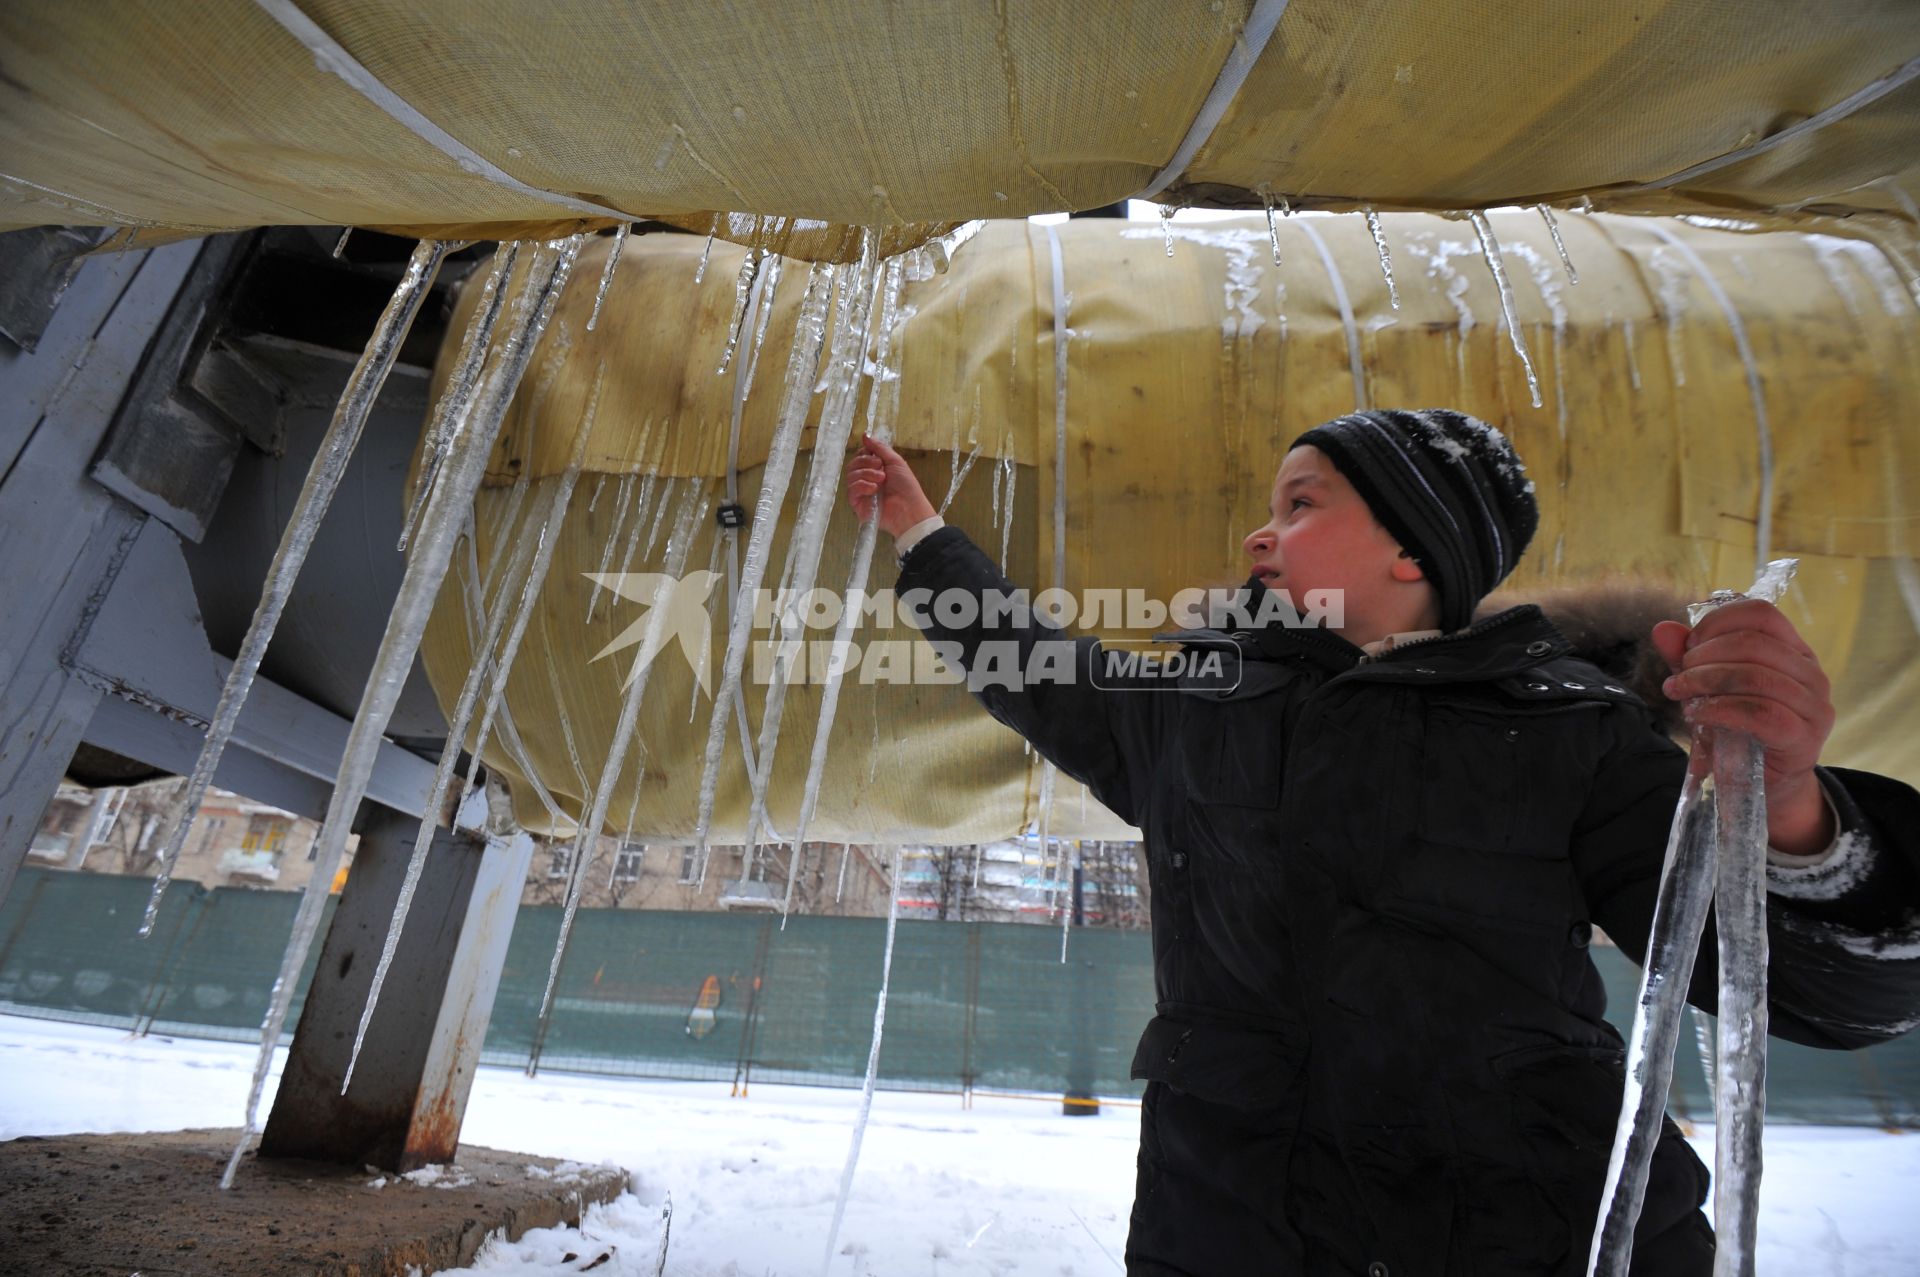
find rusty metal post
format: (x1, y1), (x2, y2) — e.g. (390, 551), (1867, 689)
(259, 797), (532, 1172)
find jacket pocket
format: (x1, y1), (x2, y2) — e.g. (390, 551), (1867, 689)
(1129, 1014), (1308, 1110)
(1418, 695), (1606, 855)
(1174, 663), (1295, 811)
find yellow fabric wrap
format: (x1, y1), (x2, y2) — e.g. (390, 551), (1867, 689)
(417, 212), (1920, 843)
(4, 1), (1917, 252)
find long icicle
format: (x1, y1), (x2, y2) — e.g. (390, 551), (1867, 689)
(341, 363), (605, 1091)
(1709, 559), (1796, 1277)
(820, 844), (902, 1276)
(1585, 769), (1718, 1277)
(1538, 204), (1580, 284)
(139, 238), (450, 937)
(1363, 206), (1401, 309)
(740, 232), (882, 861)
(401, 244), (523, 553)
(220, 234), (582, 1190)
(1466, 210), (1543, 408)
(780, 255), (907, 925)
(586, 224), (630, 332)
(528, 479), (714, 1069)
(689, 263), (837, 886)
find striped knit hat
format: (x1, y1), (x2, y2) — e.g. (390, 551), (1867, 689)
(1291, 409), (1538, 631)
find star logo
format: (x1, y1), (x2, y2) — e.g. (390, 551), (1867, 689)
(585, 570), (722, 695)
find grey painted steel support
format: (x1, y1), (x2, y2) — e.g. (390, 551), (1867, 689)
(0, 239), (204, 905)
(260, 801), (535, 1172)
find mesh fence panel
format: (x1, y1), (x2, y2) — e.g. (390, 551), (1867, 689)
(1, 868), (1915, 1124)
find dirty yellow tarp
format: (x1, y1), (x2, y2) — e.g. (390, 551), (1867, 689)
(3, 1), (1918, 253)
(417, 212), (1920, 843)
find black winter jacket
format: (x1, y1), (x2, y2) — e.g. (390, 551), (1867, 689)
(896, 526), (1920, 1277)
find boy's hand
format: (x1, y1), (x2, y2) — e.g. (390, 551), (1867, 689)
(845, 434), (938, 540)
(1651, 599), (1836, 854)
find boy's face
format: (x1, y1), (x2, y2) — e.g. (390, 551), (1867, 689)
(1241, 446), (1421, 621)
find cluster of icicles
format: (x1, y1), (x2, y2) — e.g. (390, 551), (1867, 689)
(123, 207), (1778, 1276)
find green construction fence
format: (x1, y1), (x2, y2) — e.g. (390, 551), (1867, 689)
(0, 866), (1915, 1125)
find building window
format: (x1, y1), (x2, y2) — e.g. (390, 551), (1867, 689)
(240, 814), (289, 855)
(547, 845), (574, 880)
(612, 844), (645, 884)
(678, 847), (699, 884)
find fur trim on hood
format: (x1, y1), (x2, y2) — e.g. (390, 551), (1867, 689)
(1478, 579), (1692, 738)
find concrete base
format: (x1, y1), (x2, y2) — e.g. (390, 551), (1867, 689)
(1, 1128), (629, 1276)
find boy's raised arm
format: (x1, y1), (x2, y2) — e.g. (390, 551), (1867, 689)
(844, 435), (1162, 828)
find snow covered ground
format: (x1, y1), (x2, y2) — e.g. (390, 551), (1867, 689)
(2, 1013), (1915, 1275)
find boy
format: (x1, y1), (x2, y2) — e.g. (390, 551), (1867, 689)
(845, 408), (1920, 1276)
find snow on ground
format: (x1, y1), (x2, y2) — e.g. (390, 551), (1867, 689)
(2, 1014), (1916, 1275)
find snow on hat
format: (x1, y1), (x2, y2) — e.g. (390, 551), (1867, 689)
(1290, 408), (1538, 631)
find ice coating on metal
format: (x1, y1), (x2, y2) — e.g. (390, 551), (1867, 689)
(1363, 207), (1400, 309)
(219, 234), (583, 1191)
(1159, 204), (1175, 257)
(689, 262), (836, 886)
(586, 223), (629, 332)
(1467, 211), (1543, 409)
(1586, 770), (1717, 1276)
(743, 231), (881, 860)
(141, 239), (450, 938)
(1686, 558), (1798, 625)
(343, 366), (605, 1093)
(402, 244), (522, 554)
(820, 845), (902, 1275)
(1260, 189), (1283, 266)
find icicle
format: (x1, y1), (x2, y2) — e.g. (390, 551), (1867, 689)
(220, 235), (583, 1191)
(402, 244), (523, 553)
(1159, 204), (1175, 256)
(653, 1192), (673, 1275)
(584, 473), (637, 623)
(1260, 189), (1284, 266)
(342, 364), (605, 1093)
(997, 455), (1017, 571)
(779, 254), (906, 927)
(939, 392), (983, 516)
(1537, 204), (1579, 284)
(743, 253), (785, 389)
(333, 227), (353, 258)
(689, 263), (837, 885)
(1588, 560), (1796, 1276)
(1707, 559), (1798, 1277)
(835, 842), (850, 903)
(1060, 840), (1077, 962)
(820, 845), (901, 1275)
(694, 213), (719, 284)
(1363, 206), (1400, 309)
(1466, 211), (1543, 409)
(529, 480), (713, 1064)
(716, 248), (766, 374)
(140, 238), (451, 937)
(741, 233), (883, 862)
(586, 224), (630, 332)
(1585, 769), (1717, 1277)
(1036, 761), (1058, 912)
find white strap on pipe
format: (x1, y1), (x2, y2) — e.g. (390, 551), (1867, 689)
(1296, 217), (1368, 411)
(1136, 0), (1294, 201)
(1043, 224), (1070, 592)
(254, 0), (634, 222)
(1633, 53), (1920, 193)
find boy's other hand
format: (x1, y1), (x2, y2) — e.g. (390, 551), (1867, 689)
(845, 434), (938, 540)
(1652, 599), (1837, 853)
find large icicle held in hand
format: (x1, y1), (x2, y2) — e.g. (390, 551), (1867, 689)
(688, 262), (837, 886)
(820, 845), (902, 1276)
(1586, 557), (1798, 1277)
(527, 479), (713, 1072)
(1706, 557), (1797, 1277)
(780, 255), (908, 924)
(1467, 211), (1544, 408)
(341, 365), (606, 1093)
(1585, 769), (1718, 1277)
(140, 239), (451, 938)
(220, 235), (584, 1190)
(740, 231), (883, 861)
